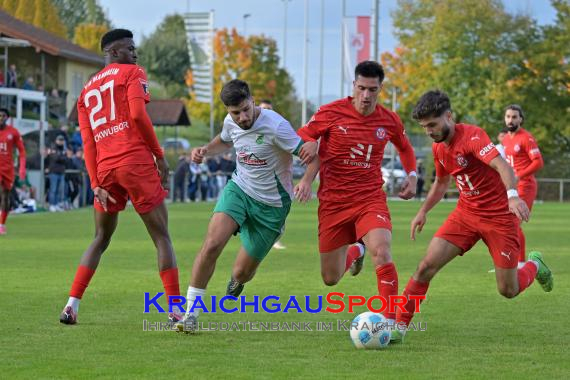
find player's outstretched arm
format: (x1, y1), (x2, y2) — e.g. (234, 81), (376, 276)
(294, 156), (320, 203)
(489, 156), (530, 222)
(411, 175), (451, 240)
(191, 135), (232, 164)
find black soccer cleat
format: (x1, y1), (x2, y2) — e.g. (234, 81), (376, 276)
(226, 277), (244, 297)
(59, 306), (77, 325)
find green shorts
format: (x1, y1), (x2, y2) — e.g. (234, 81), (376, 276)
(214, 180), (291, 261)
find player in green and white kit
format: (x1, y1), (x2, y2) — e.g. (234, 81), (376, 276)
(177, 80), (316, 332)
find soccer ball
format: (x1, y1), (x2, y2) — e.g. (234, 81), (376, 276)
(350, 312), (391, 349)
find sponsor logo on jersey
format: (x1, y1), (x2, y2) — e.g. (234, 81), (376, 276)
(376, 127), (386, 140)
(238, 151), (267, 166)
(337, 126), (349, 134)
(479, 142), (495, 157)
(456, 154), (468, 168)
(139, 78), (149, 95)
(530, 148), (541, 155)
(514, 144), (520, 152)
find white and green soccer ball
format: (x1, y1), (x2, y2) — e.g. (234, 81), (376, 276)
(350, 312), (391, 349)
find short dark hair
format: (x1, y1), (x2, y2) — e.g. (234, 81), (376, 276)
(412, 90), (451, 120)
(0, 108), (9, 117)
(259, 99), (272, 105)
(220, 79), (251, 107)
(101, 29), (134, 51)
(504, 104), (524, 123)
(354, 61), (385, 83)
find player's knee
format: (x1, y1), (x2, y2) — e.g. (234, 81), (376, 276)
(321, 272), (341, 286)
(415, 260), (436, 282)
(201, 238), (225, 258)
(369, 245), (391, 264)
(93, 232), (112, 252)
(498, 284), (519, 299)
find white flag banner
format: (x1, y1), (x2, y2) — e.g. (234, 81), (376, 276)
(184, 12), (214, 103)
(342, 16), (371, 87)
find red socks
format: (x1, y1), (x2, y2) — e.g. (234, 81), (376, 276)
(396, 277), (429, 327)
(518, 227), (526, 263)
(159, 267), (181, 305)
(344, 245), (362, 272)
(0, 210), (7, 225)
(517, 261), (537, 294)
(69, 265), (96, 299)
(375, 262), (398, 320)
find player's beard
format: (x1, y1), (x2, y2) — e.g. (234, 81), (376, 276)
(506, 123), (519, 132)
(432, 124), (450, 143)
(238, 107), (257, 130)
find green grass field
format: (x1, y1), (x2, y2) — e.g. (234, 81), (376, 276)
(1, 200), (568, 379)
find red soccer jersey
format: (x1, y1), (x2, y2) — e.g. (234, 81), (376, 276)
(433, 124), (509, 216)
(297, 97), (416, 202)
(502, 128), (542, 183)
(77, 63), (155, 174)
(0, 125), (25, 174)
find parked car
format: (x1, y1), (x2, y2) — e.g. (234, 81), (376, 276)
(162, 138), (191, 151)
(292, 159), (306, 179)
(382, 159), (407, 193)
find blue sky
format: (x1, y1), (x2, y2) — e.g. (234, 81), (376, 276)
(99, 0), (557, 104)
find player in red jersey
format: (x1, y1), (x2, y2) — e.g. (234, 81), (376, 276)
(0, 108), (26, 235)
(59, 29), (181, 325)
(502, 105), (543, 265)
(393, 91), (553, 342)
(296, 61), (418, 325)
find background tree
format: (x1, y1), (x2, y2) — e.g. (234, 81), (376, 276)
(0, 0), (19, 15)
(3, 0), (67, 39)
(14, 0), (34, 24)
(73, 23), (109, 52)
(51, 0), (111, 40)
(187, 28), (302, 134)
(383, 0), (569, 176)
(137, 14), (191, 98)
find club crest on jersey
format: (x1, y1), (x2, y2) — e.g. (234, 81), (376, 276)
(456, 154), (468, 168)
(255, 134), (265, 144)
(514, 144), (520, 152)
(7, 134), (13, 140)
(376, 127), (386, 140)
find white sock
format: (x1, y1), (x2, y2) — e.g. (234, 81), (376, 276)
(355, 243), (365, 257)
(185, 286), (206, 319)
(66, 297), (80, 313)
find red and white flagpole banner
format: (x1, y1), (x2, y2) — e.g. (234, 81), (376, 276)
(342, 16), (371, 91)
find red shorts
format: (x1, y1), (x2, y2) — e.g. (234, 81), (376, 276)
(0, 169), (14, 190)
(94, 164), (167, 214)
(518, 180), (537, 211)
(318, 193), (391, 252)
(435, 208), (520, 269)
